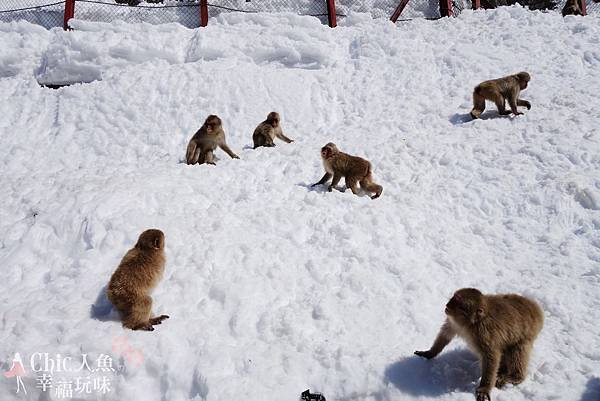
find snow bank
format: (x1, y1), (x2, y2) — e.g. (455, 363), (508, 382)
(1, 7), (599, 401)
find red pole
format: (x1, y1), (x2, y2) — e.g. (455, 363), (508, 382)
(580, 0), (587, 15)
(64, 0), (75, 30)
(326, 0), (337, 28)
(472, 0), (481, 9)
(439, 0), (453, 17)
(390, 0), (410, 22)
(200, 0), (208, 27)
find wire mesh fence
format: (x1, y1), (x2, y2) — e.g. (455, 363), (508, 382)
(207, 0), (330, 18)
(0, 0), (597, 30)
(585, 0), (600, 13)
(0, 0), (65, 28)
(72, 0), (201, 28)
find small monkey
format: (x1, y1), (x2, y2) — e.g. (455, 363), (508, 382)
(470, 72), (531, 119)
(186, 115), (239, 165)
(312, 142), (383, 199)
(107, 229), (169, 331)
(415, 288), (544, 401)
(252, 112), (294, 149)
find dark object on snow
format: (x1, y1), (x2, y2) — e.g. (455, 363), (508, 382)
(115, 0), (142, 6)
(479, 0), (558, 11)
(301, 389), (326, 401)
(562, 0), (583, 15)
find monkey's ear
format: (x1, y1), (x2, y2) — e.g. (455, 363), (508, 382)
(476, 307), (485, 318)
(153, 238), (161, 249)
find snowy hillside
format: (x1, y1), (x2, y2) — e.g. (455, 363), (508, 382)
(1, 7), (600, 401)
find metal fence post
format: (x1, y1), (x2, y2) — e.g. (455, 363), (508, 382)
(472, 0), (481, 9)
(390, 0), (410, 22)
(64, 0), (75, 30)
(580, 0), (587, 15)
(326, 0), (337, 27)
(440, 0), (453, 16)
(200, 0), (208, 27)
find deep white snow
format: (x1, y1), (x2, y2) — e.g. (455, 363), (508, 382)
(1, 6), (599, 401)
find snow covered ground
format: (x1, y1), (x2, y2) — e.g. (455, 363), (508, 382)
(1, 6), (600, 401)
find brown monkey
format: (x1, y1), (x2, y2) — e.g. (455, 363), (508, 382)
(186, 115), (240, 165)
(312, 142), (383, 199)
(107, 229), (169, 331)
(562, 0), (583, 16)
(415, 288), (544, 401)
(470, 72), (531, 119)
(252, 112), (294, 149)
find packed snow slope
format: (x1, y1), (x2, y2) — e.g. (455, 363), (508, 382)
(1, 7), (600, 401)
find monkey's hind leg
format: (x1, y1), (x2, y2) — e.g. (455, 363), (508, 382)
(123, 296), (154, 331)
(253, 135), (264, 149)
(186, 142), (200, 165)
(496, 342), (531, 388)
(360, 175), (383, 199)
(202, 150), (216, 165)
(470, 90), (486, 119)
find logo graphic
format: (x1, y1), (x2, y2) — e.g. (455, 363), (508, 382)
(4, 338), (144, 398)
(4, 353), (27, 394)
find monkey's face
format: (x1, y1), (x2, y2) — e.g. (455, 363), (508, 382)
(445, 288), (483, 324)
(204, 116), (222, 135)
(517, 72), (530, 90)
(267, 112), (280, 128)
(321, 143), (337, 159)
(519, 80), (528, 90)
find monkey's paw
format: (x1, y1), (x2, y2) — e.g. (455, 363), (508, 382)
(327, 186), (333, 192)
(133, 323), (155, 331)
(414, 350), (435, 359)
(476, 388), (491, 401)
(150, 315), (170, 325)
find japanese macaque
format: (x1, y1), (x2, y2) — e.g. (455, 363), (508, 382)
(252, 112), (294, 149)
(562, 0), (583, 16)
(470, 72), (531, 119)
(107, 229), (169, 331)
(415, 288), (544, 401)
(312, 142), (383, 199)
(186, 115), (240, 165)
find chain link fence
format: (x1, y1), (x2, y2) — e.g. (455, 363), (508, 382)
(335, 0), (439, 19)
(390, 0), (598, 19)
(0, 0), (597, 29)
(0, 0), (65, 28)
(207, 0), (330, 18)
(72, 0), (200, 28)
(585, 0), (600, 13)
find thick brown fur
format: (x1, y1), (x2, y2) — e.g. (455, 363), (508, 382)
(415, 288), (544, 401)
(562, 0), (583, 16)
(311, 142), (383, 199)
(252, 112), (294, 149)
(107, 229), (169, 331)
(470, 72), (531, 119)
(186, 115), (240, 165)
